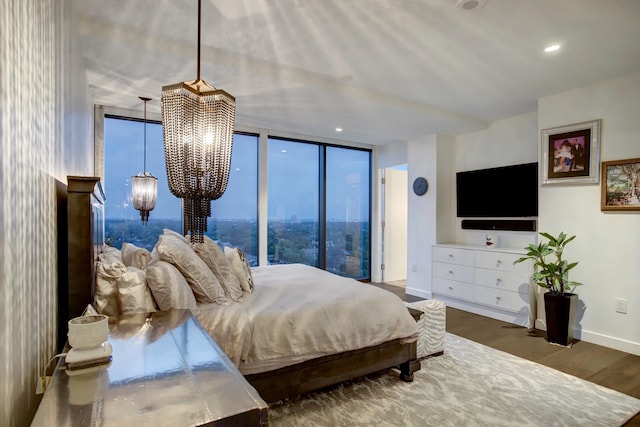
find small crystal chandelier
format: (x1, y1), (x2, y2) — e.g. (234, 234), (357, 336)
(161, 0), (235, 243)
(131, 96), (158, 224)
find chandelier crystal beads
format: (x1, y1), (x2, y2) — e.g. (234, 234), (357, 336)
(161, 0), (235, 243)
(131, 96), (158, 224)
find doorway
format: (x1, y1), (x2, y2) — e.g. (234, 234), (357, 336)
(380, 164), (408, 285)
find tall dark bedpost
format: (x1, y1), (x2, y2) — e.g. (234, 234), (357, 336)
(60, 176), (104, 348)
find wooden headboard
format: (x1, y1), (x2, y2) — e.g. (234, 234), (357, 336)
(57, 176), (105, 350)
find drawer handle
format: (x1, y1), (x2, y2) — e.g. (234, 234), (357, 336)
(448, 286), (454, 291)
(448, 270), (454, 275)
(496, 278), (502, 285)
(496, 296), (501, 302)
(448, 254), (454, 258)
(496, 260), (502, 267)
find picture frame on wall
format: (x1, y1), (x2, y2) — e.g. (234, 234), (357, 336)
(541, 119), (601, 185)
(601, 158), (640, 211)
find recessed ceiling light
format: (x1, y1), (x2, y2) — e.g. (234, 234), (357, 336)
(335, 127), (343, 132)
(281, 149), (287, 153)
(544, 44), (561, 53)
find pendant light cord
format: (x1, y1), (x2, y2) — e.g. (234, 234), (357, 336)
(143, 99), (147, 172)
(197, 0), (201, 81)
(139, 96), (151, 173)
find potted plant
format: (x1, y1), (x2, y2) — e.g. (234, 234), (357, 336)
(514, 231), (583, 346)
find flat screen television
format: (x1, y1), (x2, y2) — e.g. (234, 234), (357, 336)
(456, 162), (538, 218)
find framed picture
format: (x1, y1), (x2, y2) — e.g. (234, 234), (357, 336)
(601, 158), (640, 211)
(541, 119), (601, 185)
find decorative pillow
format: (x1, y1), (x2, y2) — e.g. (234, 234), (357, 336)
(95, 250), (127, 316)
(117, 266), (157, 315)
(155, 233), (227, 304)
(146, 260), (199, 314)
(224, 246), (254, 293)
(102, 244), (121, 256)
(163, 228), (187, 242)
(121, 242), (152, 269)
(191, 236), (244, 301)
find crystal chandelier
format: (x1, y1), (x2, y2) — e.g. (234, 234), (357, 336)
(131, 96), (158, 224)
(161, 0), (235, 243)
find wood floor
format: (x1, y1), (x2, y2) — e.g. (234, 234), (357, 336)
(371, 282), (640, 426)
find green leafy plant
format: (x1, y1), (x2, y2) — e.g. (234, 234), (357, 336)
(514, 231), (583, 296)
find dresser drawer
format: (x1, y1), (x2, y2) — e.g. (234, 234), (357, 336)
(474, 250), (528, 273)
(475, 268), (530, 294)
(432, 278), (473, 301)
(432, 246), (474, 266)
(433, 262), (475, 283)
(473, 287), (528, 313)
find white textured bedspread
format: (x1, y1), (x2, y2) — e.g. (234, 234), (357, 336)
(196, 264), (418, 374)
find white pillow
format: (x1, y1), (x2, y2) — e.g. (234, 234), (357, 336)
(192, 236), (244, 301)
(163, 228), (187, 242)
(117, 266), (157, 315)
(102, 244), (121, 256)
(146, 260), (199, 314)
(121, 242), (152, 269)
(96, 250), (126, 316)
(224, 247), (254, 293)
(155, 233), (227, 304)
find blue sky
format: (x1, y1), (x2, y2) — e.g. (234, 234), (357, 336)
(104, 118), (370, 222)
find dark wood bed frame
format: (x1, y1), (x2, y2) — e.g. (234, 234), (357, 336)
(60, 175), (420, 404)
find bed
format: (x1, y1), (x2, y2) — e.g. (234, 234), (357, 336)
(60, 176), (420, 403)
(197, 263), (420, 402)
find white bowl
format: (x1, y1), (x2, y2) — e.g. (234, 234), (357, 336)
(68, 315), (109, 350)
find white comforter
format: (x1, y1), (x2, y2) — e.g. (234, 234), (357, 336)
(196, 264), (418, 374)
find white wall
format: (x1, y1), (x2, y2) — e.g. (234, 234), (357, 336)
(453, 112), (539, 249)
(399, 75), (640, 355)
(538, 72), (640, 355)
(0, 1), (93, 425)
(405, 135), (455, 298)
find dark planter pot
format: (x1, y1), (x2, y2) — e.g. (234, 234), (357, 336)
(544, 292), (578, 346)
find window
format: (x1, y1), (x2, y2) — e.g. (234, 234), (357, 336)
(105, 118), (258, 261)
(207, 133), (259, 266)
(104, 115), (370, 277)
(326, 146), (370, 278)
(104, 116), (181, 251)
(267, 137), (371, 279)
(267, 139), (319, 266)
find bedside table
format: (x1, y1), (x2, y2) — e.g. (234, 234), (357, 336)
(31, 309), (268, 426)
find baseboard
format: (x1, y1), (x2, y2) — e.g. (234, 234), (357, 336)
(533, 321), (640, 356)
(405, 287), (431, 300)
(577, 329), (640, 356)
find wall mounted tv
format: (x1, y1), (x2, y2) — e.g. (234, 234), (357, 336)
(456, 162), (538, 218)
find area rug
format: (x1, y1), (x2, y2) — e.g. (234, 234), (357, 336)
(269, 334), (640, 426)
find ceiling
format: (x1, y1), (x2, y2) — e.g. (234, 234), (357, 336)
(76, 0), (640, 146)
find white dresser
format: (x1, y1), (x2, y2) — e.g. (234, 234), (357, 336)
(432, 244), (532, 326)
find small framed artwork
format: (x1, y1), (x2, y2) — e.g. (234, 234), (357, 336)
(601, 158), (640, 211)
(541, 119), (601, 185)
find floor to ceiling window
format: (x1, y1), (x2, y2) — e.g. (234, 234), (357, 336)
(267, 137), (371, 279)
(104, 115), (370, 277)
(104, 116), (181, 251)
(267, 139), (320, 266)
(207, 133), (259, 266)
(104, 117), (258, 262)
(325, 146), (371, 278)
